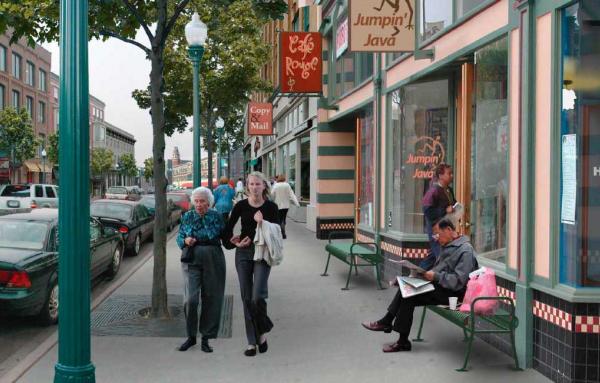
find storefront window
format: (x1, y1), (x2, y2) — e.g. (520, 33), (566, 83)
(559, 1), (600, 287)
(359, 109), (375, 227)
(281, 144), (288, 178)
(420, 0), (453, 42)
(300, 136), (310, 200)
(455, 0), (487, 19)
(289, 141), (296, 192)
(390, 80), (449, 233)
(471, 36), (508, 262)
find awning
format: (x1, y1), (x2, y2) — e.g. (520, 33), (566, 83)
(38, 162), (53, 173)
(23, 160), (41, 172)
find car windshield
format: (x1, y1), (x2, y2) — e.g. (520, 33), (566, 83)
(140, 196), (155, 209)
(0, 221), (48, 250)
(0, 185), (31, 197)
(107, 187), (127, 195)
(91, 202), (133, 221)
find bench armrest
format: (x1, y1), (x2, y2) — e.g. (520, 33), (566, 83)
(468, 296), (517, 328)
(350, 242), (379, 255)
(327, 230), (354, 243)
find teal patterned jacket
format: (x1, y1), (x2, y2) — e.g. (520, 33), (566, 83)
(176, 209), (225, 249)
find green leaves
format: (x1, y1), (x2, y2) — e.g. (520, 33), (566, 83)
(0, 107), (40, 163)
(91, 148), (114, 176)
(143, 157), (153, 181)
(47, 131), (59, 165)
(118, 152), (137, 177)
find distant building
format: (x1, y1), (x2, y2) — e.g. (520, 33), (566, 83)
(92, 119), (136, 189)
(0, 31), (54, 184)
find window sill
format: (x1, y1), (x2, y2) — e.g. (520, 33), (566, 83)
(385, 53), (413, 70)
(380, 230), (428, 243)
(331, 76), (374, 105)
(530, 282), (600, 303)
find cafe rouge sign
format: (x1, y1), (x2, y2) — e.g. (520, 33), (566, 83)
(248, 102), (273, 136)
(280, 32), (322, 93)
(349, 0), (415, 52)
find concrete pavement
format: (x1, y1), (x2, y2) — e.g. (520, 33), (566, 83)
(17, 220), (550, 383)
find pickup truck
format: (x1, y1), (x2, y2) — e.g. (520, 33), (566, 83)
(0, 184), (59, 216)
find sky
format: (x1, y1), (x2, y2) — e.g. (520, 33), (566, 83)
(42, 29), (200, 166)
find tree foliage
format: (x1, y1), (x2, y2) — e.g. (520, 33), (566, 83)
(0, 107), (40, 164)
(91, 148), (114, 177)
(118, 152), (137, 178)
(46, 131), (59, 166)
(143, 157), (153, 181)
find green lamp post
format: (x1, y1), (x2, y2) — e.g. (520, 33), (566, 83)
(216, 125), (224, 179)
(185, 12), (208, 189)
(54, 0), (95, 382)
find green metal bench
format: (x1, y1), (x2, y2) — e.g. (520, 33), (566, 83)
(321, 231), (384, 290)
(413, 296), (520, 372)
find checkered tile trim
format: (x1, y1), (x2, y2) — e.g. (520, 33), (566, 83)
(356, 233), (374, 243)
(574, 316), (600, 333)
(319, 222), (354, 230)
(496, 286), (516, 301)
(403, 248), (429, 259)
(533, 300), (573, 331)
(381, 241), (402, 257)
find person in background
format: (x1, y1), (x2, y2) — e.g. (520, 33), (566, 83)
(176, 187), (226, 353)
(235, 177), (245, 201)
(213, 176), (235, 222)
(420, 163), (456, 270)
(361, 218), (478, 352)
(223, 171), (279, 357)
(271, 174), (299, 239)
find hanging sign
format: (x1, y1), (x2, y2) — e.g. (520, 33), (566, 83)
(349, 0), (415, 52)
(336, 17), (348, 58)
(247, 102), (273, 136)
(561, 134), (577, 225)
(280, 32), (322, 93)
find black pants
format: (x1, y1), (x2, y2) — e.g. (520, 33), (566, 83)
(386, 285), (465, 334)
(278, 209), (288, 235)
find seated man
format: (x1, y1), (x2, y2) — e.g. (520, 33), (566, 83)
(361, 217), (478, 352)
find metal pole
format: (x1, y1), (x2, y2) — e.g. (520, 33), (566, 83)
(42, 155), (46, 184)
(217, 129), (222, 179)
(54, 0), (95, 382)
(189, 46), (204, 188)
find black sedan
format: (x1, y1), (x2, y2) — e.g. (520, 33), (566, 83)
(91, 199), (154, 256)
(139, 195), (182, 232)
(0, 209), (123, 325)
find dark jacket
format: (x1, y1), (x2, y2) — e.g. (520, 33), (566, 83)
(431, 236), (478, 292)
(422, 183), (455, 224)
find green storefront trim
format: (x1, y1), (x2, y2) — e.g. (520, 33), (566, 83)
(317, 193), (354, 203)
(317, 169), (354, 179)
(318, 146), (354, 156)
(317, 122), (354, 133)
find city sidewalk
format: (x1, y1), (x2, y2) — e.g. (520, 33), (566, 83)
(18, 221), (550, 383)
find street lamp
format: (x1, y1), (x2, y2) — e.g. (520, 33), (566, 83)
(216, 126), (224, 179)
(185, 12), (208, 188)
(41, 148), (47, 184)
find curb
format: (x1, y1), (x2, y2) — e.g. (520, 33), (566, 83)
(1, 230), (177, 383)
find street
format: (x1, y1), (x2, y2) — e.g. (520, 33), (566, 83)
(0, 228), (177, 381)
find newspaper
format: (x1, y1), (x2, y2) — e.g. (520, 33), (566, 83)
(388, 259), (426, 274)
(397, 276), (435, 298)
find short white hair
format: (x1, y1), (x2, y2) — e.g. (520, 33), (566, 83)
(191, 186), (214, 207)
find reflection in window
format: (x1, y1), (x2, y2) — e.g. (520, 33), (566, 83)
(559, 1), (600, 287)
(359, 109), (375, 227)
(471, 36), (508, 262)
(289, 141), (296, 192)
(420, 0), (453, 42)
(300, 136), (310, 200)
(390, 80), (449, 233)
(455, 0), (487, 19)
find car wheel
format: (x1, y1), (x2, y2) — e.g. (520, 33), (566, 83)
(38, 282), (59, 326)
(131, 233), (142, 256)
(105, 245), (122, 280)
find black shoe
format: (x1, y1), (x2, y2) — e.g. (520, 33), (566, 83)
(244, 346), (257, 357)
(258, 339), (268, 353)
(201, 337), (213, 353)
(178, 337), (196, 351)
(282, 233), (287, 239)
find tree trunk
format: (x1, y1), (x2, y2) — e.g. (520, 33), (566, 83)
(207, 122), (213, 190)
(149, 48), (170, 319)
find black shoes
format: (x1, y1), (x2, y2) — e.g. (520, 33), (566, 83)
(244, 346), (257, 357)
(201, 337), (213, 353)
(178, 337), (197, 351)
(258, 339), (268, 353)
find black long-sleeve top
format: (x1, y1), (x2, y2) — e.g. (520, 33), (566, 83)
(222, 199), (279, 250)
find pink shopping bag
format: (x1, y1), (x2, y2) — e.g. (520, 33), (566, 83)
(459, 268), (499, 315)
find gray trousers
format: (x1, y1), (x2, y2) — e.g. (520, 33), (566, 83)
(235, 246), (273, 345)
(181, 245), (226, 339)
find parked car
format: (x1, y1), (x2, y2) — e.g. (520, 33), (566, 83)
(167, 192), (191, 212)
(0, 209), (123, 325)
(139, 195), (182, 232)
(105, 186), (141, 201)
(0, 184), (59, 216)
(91, 199), (154, 256)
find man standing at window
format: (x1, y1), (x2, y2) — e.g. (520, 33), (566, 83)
(420, 163), (456, 270)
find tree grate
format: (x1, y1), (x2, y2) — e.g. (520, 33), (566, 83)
(91, 294), (233, 338)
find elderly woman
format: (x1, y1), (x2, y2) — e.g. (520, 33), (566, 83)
(223, 171), (279, 356)
(176, 186), (226, 353)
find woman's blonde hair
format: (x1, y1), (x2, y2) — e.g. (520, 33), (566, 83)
(219, 176), (229, 185)
(246, 171), (271, 201)
(278, 174), (286, 182)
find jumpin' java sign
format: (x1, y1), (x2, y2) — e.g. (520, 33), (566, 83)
(280, 32), (322, 93)
(406, 136), (445, 179)
(247, 102), (273, 136)
(349, 0), (415, 52)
